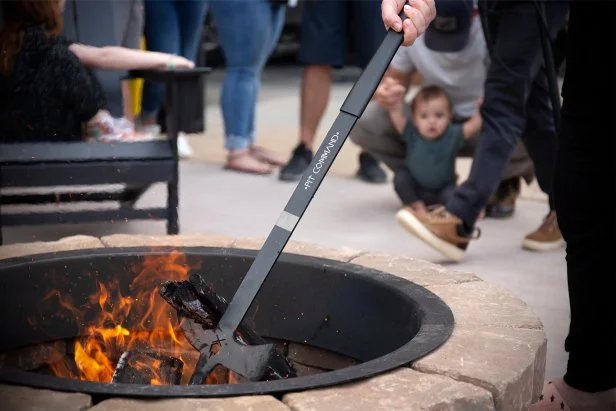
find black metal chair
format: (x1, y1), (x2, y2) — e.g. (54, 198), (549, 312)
(0, 68), (211, 245)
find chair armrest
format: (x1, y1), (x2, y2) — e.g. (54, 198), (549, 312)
(124, 67), (212, 82)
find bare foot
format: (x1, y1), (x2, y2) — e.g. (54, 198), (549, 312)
(250, 146), (285, 166)
(225, 150), (272, 175)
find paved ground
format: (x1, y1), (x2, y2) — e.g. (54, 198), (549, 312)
(3, 67), (569, 381)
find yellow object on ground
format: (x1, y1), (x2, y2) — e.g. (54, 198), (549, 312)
(128, 37), (147, 116)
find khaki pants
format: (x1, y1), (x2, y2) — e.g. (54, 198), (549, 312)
(349, 101), (535, 184)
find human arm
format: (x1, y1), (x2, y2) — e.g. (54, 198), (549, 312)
(388, 99), (408, 134)
(68, 43), (194, 71)
(462, 98), (483, 139)
(381, 0), (436, 46)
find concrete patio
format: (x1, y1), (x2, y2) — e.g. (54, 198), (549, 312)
(2, 66), (569, 383)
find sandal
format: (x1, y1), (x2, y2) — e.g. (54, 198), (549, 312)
(249, 146), (286, 166)
(225, 150), (272, 175)
(529, 381), (572, 410)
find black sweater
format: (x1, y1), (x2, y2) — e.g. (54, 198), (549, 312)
(0, 26), (107, 143)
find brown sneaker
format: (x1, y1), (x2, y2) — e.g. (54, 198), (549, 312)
(396, 206), (480, 262)
(522, 211), (566, 251)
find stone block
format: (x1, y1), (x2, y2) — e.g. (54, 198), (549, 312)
(89, 396), (290, 411)
(283, 241), (363, 263)
(229, 237), (264, 250)
(426, 281), (543, 329)
(0, 385), (91, 411)
(100, 234), (235, 248)
(231, 238), (362, 262)
(412, 326), (547, 411)
(283, 368), (494, 411)
(0, 235), (103, 260)
(350, 252), (480, 286)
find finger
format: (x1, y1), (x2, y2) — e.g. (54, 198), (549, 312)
(405, 3), (428, 37)
(410, 0), (436, 23)
(382, 77), (396, 87)
(382, 0), (406, 31)
(401, 7), (419, 46)
(388, 89), (406, 100)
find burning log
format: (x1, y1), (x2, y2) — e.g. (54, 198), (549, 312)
(159, 273), (296, 382)
(111, 351), (183, 385)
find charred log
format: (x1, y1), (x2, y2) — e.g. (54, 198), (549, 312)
(158, 273), (296, 381)
(111, 351), (183, 385)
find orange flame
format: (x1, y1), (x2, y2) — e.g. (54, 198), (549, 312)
(45, 251), (228, 385)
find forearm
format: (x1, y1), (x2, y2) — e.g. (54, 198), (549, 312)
(70, 44), (176, 71)
(463, 114), (482, 139)
(386, 66), (413, 90)
(389, 106), (407, 134)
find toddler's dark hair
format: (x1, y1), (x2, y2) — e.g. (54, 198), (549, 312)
(410, 85), (453, 114)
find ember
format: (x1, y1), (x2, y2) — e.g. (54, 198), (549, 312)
(112, 351), (183, 385)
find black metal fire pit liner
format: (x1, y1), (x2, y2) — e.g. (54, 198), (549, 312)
(0, 246), (454, 398)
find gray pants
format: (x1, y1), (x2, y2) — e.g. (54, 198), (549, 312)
(349, 101), (535, 183)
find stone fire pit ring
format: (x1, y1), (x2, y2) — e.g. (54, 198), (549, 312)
(0, 234), (548, 411)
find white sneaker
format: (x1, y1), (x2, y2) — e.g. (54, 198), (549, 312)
(177, 132), (194, 158)
(134, 119), (162, 138)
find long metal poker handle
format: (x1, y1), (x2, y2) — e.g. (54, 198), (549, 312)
(218, 24), (405, 334)
(341, 28), (405, 117)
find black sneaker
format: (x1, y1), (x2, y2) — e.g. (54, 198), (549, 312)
(356, 152), (387, 184)
(485, 177), (520, 219)
(279, 143), (313, 181)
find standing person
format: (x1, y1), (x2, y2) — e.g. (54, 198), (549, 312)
(208, 0), (287, 174)
(115, 0), (145, 127)
(278, 0), (389, 184)
(530, 1), (616, 409)
(385, 1), (616, 410)
(139, 0), (286, 169)
(388, 0), (568, 262)
(138, 0), (208, 157)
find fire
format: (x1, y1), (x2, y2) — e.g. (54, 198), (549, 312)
(43, 251), (224, 385)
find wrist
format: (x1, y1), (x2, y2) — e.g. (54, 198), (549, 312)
(165, 56), (177, 70)
(389, 104), (405, 116)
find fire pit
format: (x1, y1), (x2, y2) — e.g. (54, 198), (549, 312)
(0, 235), (549, 410)
(0, 245), (453, 398)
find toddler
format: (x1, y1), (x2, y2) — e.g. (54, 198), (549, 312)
(387, 85), (482, 215)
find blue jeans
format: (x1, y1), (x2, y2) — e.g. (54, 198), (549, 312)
(141, 0), (209, 118)
(210, 0), (285, 150)
(141, 0), (285, 151)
